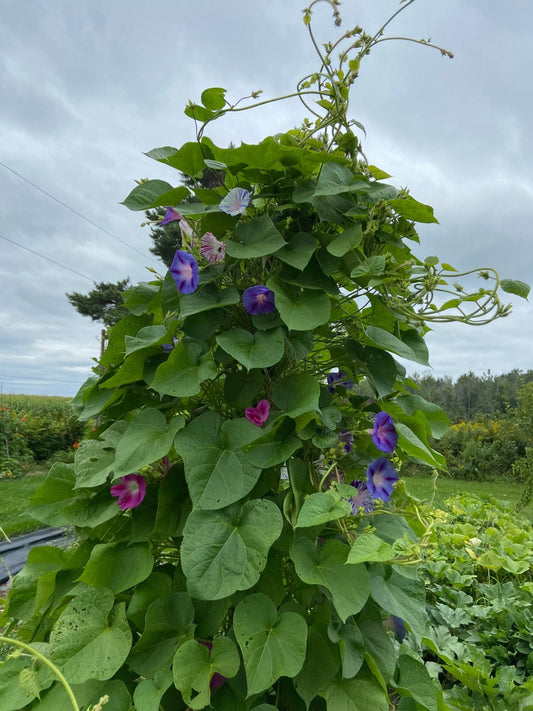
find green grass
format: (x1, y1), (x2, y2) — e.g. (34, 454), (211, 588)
(404, 475), (533, 521)
(0, 474), (47, 537)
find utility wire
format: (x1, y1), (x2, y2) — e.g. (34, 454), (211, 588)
(0, 159), (159, 264)
(0, 232), (95, 282)
(0, 374), (84, 384)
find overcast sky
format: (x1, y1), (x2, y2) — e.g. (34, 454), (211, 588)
(1, 0), (532, 397)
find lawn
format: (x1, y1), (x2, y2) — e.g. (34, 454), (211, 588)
(404, 474), (533, 520)
(0, 473), (47, 538)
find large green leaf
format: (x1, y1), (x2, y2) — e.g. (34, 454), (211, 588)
(216, 327), (285, 370)
(272, 374), (320, 418)
(395, 422), (446, 470)
(293, 606), (340, 708)
(29, 462), (76, 526)
(74, 421), (128, 488)
(225, 216), (286, 258)
(47, 587), (132, 684)
(296, 491), (352, 528)
(31, 678), (132, 711)
(124, 325), (168, 356)
(180, 500), (282, 599)
(180, 284), (240, 317)
(113, 409), (185, 476)
(242, 418), (301, 468)
(364, 326), (429, 366)
(133, 669), (173, 711)
(321, 670), (389, 711)
(122, 180), (189, 211)
(389, 196), (438, 223)
(327, 223), (363, 257)
(396, 394), (450, 439)
(501, 278), (530, 299)
(129, 592), (195, 676)
(290, 537), (369, 621)
(173, 638), (240, 709)
(275, 232), (318, 270)
(369, 568), (428, 640)
(233, 593), (308, 695)
(347, 533), (394, 564)
(174, 412), (264, 510)
(78, 541), (153, 593)
(148, 340), (217, 397)
(393, 651), (439, 711)
(268, 277), (331, 330)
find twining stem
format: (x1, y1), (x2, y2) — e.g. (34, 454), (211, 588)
(0, 637), (79, 711)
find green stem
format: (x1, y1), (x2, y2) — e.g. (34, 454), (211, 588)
(0, 636), (79, 711)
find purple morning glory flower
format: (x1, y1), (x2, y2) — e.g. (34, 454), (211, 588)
(339, 430), (354, 453)
(200, 232), (226, 263)
(348, 479), (375, 514)
(161, 206), (183, 225)
(219, 187), (251, 216)
(327, 370), (354, 394)
(372, 411), (398, 453)
(366, 458), (399, 502)
(110, 473), (146, 510)
(161, 336), (179, 352)
(161, 207), (194, 245)
(170, 250), (199, 294)
(383, 615), (407, 641)
(242, 285), (275, 315)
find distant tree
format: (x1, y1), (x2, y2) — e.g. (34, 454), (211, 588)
(66, 279), (130, 329)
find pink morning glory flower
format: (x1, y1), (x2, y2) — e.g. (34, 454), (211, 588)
(372, 411), (398, 453)
(110, 473), (146, 510)
(326, 370), (354, 394)
(200, 232), (226, 263)
(219, 187), (251, 216)
(245, 399), (270, 427)
(366, 458), (399, 502)
(170, 250), (199, 294)
(348, 479), (375, 514)
(242, 285), (275, 315)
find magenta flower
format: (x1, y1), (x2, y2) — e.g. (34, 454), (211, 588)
(242, 285), (275, 315)
(372, 411), (398, 453)
(245, 399), (270, 427)
(366, 458), (399, 502)
(219, 187), (251, 216)
(348, 479), (375, 514)
(339, 430), (354, 453)
(200, 232), (226, 263)
(326, 370), (354, 394)
(110, 473), (146, 510)
(161, 206), (183, 225)
(170, 250), (199, 294)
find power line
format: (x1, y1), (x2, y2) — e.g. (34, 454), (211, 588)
(0, 374), (84, 384)
(0, 159), (159, 264)
(0, 232), (95, 282)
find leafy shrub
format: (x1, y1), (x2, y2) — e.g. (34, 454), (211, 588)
(0, 396), (85, 464)
(434, 418), (525, 482)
